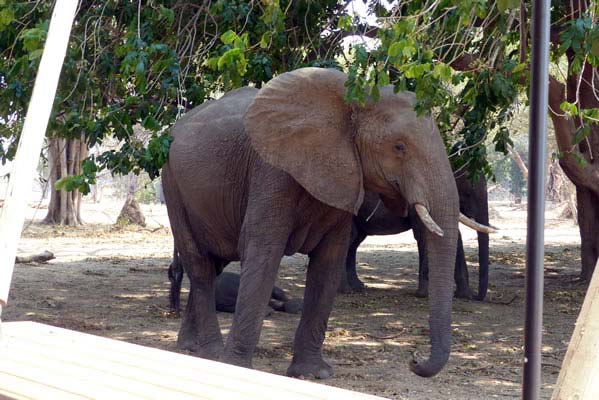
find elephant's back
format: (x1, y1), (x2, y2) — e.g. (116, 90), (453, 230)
(166, 87), (259, 260)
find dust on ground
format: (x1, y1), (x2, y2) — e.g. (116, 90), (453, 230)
(3, 200), (586, 399)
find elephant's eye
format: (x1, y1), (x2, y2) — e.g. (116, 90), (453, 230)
(394, 142), (407, 153)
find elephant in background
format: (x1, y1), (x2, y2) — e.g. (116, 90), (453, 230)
(168, 250), (303, 315)
(339, 173), (490, 301)
(162, 67), (488, 379)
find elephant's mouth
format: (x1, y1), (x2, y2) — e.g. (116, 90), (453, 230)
(414, 203), (497, 237)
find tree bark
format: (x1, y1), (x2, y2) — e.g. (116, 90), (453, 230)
(116, 173), (146, 226)
(43, 135), (87, 225)
(507, 144), (528, 180)
(548, 73), (599, 280)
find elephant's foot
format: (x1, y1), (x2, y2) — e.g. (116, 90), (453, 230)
(283, 299), (303, 314)
(177, 335), (224, 360)
(220, 347), (253, 369)
(454, 286), (474, 300)
(287, 358), (333, 379)
(414, 285), (428, 298)
(287, 357), (333, 379)
(337, 278), (365, 294)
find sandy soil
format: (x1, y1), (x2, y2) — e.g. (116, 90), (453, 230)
(3, 199), (587, 399)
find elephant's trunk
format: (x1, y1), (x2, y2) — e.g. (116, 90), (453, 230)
(410, 207), (458, 377)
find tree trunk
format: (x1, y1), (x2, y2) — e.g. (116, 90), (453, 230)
(116, 173), (146, 226)
(548, 70), (599, 281)
(43, 135), (87, 225)
(507, 144), (528, 180)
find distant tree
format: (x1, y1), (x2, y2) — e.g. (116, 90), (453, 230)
(0, 0), (347, 224)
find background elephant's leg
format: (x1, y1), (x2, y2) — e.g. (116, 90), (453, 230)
(338, 224), (367, 293)
(453, 233), (474, 299)
(271, 284), (292, 302)
(413, 221), (429, 298)
(168, 250), (184, 314)
(270, 283), (303, 313)
(268, 298), (286, 312)
(177, 251), (223, 359)
(287, 221), (351, 379)
(475, 231), (489, 300)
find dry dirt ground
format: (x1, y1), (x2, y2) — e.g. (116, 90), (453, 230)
(3, 200), (586, 399)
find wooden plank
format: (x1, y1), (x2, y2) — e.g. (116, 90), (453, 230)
(551, 260), (599, 399)
(0, 322), (386, 400)
(0, 0), (78, 307)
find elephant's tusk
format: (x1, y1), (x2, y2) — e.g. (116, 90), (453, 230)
(459, 213), (497, 233)
(415, 204), (444, 237)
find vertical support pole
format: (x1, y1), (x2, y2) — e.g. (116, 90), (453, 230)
(0, 1), (79, 313)
(523, 0), (551, 398)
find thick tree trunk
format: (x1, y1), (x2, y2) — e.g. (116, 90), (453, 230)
(43, 135), (87, 225)
(548, 72), (599, 280)
(116, 173), (146, 226)
(507, 144), (528, 180)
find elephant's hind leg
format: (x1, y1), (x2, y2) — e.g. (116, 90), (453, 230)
(177, 252), (224, 359)
(162, 164), (223, 359)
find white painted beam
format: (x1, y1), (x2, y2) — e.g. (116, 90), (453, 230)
(0, 0), (79, 309)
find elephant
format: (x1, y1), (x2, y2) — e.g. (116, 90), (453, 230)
(168, 251), (303, 315)
(340, 173), (490, 301)
(162, 67), (488, 379)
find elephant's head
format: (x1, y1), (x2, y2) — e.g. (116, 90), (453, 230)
(244, 67), (459, 377)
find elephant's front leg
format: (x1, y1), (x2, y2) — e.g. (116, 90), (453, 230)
(220, 231), (290, 368)
(287, 220), (351, 379)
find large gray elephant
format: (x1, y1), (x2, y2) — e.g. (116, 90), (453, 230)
(341, 173), (490, 301)
(162, 67), (472, 378)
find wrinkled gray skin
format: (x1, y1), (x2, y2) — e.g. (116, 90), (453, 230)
(162, 68), (459, 378)
(168, 251), (303, 315)
(341, 174), (489, 301)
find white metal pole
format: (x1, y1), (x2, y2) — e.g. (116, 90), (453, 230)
(0, 0), (79, 313)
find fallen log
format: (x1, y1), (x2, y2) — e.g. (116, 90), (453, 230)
(15, 251), (55, 264)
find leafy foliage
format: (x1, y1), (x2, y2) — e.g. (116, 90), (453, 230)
(1, 0), (345, 192)
(2, 0), (596, 195)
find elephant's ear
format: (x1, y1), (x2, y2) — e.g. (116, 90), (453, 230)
(244, 68), (364, 214)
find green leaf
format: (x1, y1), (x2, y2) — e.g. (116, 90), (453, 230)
(560, 101), (579, 116)
(0, 6), (14, 26)
(433, 63), (452, 81)
(402, 45), (415, 58)
(142, 115), (161, 131)
(28, 49), (43, 60)
(572, 125), (591, 145)
(388, 42), (403, 58)
(338, 15), (352, 31)
(159, 6), (175, 25)
(135, 61), (145, 75)
(498, 0), (519, 12)
(260, 32), (271, 49)
(513, 63), (527, 73)
(378, 71), (390, 87)
(220, 30), (238, 45)
(370, 84), (380, 102)
(591, 39), (599, 57)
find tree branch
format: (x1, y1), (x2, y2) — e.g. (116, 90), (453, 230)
(548, 75), (599, 196)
